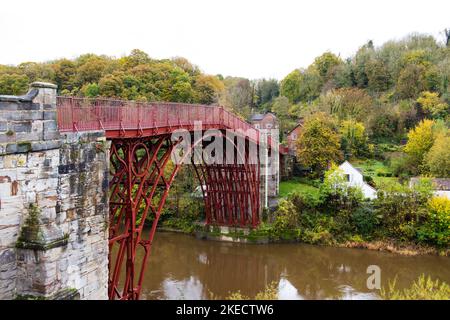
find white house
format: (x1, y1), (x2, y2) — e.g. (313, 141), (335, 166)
(338, 161), (377, 199)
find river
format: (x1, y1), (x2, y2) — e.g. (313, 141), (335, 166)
(129, 232), (450, 300)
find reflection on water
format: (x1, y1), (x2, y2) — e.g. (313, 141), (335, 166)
(129, 232), (450, 300)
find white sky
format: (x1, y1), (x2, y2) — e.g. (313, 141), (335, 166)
(0, 0), (449, 80)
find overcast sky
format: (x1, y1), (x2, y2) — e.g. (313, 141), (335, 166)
(1, 0), (449, 79)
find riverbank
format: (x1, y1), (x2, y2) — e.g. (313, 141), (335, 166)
(132, 231), (450, 300)
(157, 223), (449, 257)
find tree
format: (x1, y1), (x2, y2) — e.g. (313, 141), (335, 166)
(280, 69), (302, 103)
(52, 59), (77, 93)
(352, 43), (375, 88)
(18, 62), (55, 83)
(193, 74), (224, 105)
(339, 120), (372, 158)
(313, 52), (342, 80)
(222, 77), (253, 116)
(99, 74), (124, 97)
(75, 55), (109, 85)
(296, 113), (343, 177)
(172, 57), (200, 76)
(445, 29), (450, 47)
(255, 79), (279, 108)
(404, 119), (436, 168)
(0, 73), (29, 95)
(121, 49), (151, 68)
(416, 91), (448, 119)
(80, 83), (100, 97)
(366, 59), (391, 92)
(425, 134), (450, 177)
(271, 96), (296, 136)
(319, 87), (373, 121)
(396, 64), (427, 99)
(332, 60), (354, 88)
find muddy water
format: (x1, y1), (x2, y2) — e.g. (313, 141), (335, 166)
(130, 232), (450, 300)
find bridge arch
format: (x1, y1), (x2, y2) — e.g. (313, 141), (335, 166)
(108, 130), (260, 300)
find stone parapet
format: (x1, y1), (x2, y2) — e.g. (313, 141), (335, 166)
(0, 83), (109, 300)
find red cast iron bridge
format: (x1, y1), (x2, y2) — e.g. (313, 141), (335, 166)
(56, 97), (274, 300)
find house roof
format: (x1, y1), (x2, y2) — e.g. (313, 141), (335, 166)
(250, 113), (265, 121)
(286, 122), (303, 135)
(339, 161), (377, 192)
(249, 112), (276, 122)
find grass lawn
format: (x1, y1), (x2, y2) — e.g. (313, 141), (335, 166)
(351, 158), (399, 187)
(279, 177), (320, 198)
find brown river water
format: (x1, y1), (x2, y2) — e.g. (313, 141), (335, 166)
(120, 231), (450, 300)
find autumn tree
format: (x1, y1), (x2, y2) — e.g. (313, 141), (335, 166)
(396, 64), (427, 99)
(404, 119), (436, 171)
(280, 69), (302, 103)
(0, 73), (29, 95)
(425, 134), (450, 177)
(296, 113), (343, 177)
(416, 91), (448, 119)
(319, 87), (373, 122)
(313, 52), (342, 81)
(339, 120), (372, 158)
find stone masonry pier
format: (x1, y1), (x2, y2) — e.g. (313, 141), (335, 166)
(0, 83), (110, 299)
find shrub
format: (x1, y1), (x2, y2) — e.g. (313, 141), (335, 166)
(390, 154), (416, 178)
(351, 203), (378, 237)
(381, 275), (450, 300)
(374, 180), (432, 240)
(226, 282), (278, 300)
(417, 196), (450, 247)
(272, 199), (299, 237)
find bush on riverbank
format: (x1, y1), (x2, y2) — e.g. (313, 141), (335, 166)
(225, 282), (278, 300)
(268, 167), (449, 249)
(381, 275), (450, 300)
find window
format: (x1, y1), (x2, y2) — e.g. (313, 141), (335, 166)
(344, 174), (350, 182)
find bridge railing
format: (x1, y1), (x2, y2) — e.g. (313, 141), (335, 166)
(56, 96), (263, 143)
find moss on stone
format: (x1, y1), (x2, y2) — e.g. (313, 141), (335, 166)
(16, 204), (69, 251)
(17, 141), (32, 153)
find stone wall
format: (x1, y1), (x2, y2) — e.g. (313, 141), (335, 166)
(0, 83), (109, 300)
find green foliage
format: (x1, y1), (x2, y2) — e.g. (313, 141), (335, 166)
(350, 204), (377, 237)
(339, 120), (372, 158)
(313, 52), (342, 80)
(280, 67), (322, 104)
(279, 178), (320, 198)
(319, 88), (373, 122)
(0, 73), (29, 95)
(254, 78), (279, 108)
(296, 113), (343, 177)
(381, 275), (450, 300)
(272, 199), (299, 237)
(374, 179), (433, 240)
(0, 50), (225, 106)
(417, 91), (449, 119)
(425, 134), (450, 177)
(404, 119), (449, 175)
(280, 69), (303, 103)
(417, 196), (450, 247)
(80, 83), (100, 97)
(226, 282), (278, 300)
(404, 119), (436, 166)
(396, 64), (427, 99)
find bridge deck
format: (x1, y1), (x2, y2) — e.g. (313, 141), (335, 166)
(56, 97), (262, 142)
